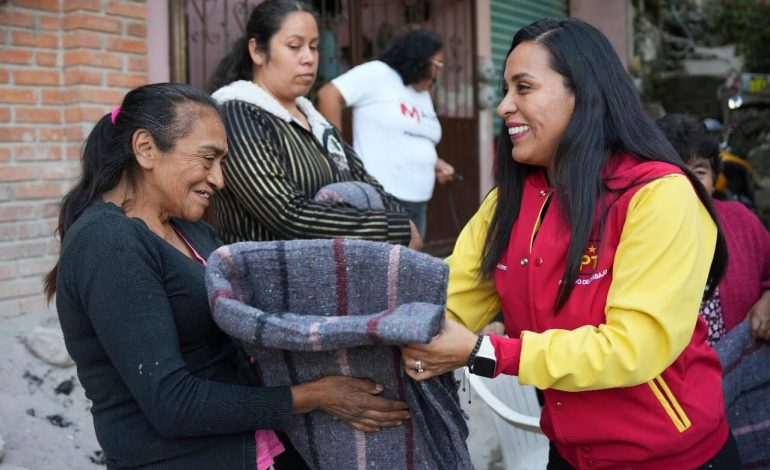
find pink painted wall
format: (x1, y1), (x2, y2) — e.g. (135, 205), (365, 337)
(146, 0), (170, 83)
(570, 0), (630, 68)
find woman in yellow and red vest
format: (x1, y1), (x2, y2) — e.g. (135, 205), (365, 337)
(400, 18), (740, 469)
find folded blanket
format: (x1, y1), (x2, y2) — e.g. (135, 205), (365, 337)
(206, 239), (472, 470)
(715, 320), (770, 469)
(313, 181), (385, 210)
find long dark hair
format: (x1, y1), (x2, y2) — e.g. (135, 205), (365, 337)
(208, 0), (319, 92)
(482, 18), (727, 310)
(380, 29), (443, 85)
(43, 83), (220, 302)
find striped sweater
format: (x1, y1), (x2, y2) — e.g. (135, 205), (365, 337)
(211, 80), (411, 244)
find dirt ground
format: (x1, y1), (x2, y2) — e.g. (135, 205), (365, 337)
(0, 308), (102, 470)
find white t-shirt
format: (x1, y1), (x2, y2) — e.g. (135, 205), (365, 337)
(332, 61), (442, 202)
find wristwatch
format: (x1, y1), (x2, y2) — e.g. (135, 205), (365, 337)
(468, 335), (497, 378)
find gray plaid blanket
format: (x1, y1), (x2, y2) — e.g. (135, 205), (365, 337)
(206, 239), (472, 470)
(715, 320), (770, 469)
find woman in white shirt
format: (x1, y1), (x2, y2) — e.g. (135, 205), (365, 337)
(318, 30), (455, 238)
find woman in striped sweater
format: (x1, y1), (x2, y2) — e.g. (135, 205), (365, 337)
(208, 0), (421, 249)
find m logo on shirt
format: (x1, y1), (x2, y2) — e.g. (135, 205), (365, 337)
(400, 103), (421, 123)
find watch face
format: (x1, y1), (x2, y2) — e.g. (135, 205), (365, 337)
(473, 356), (496, 378)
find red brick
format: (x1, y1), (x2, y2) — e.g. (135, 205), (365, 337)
(106, 72), (146, 88)
(63, 68), (103, 86)
(0, 69), (8, 84)
(128, 56), (147, 73)
(39, 15), (63, 30)
(10, 0), (60, 12)
(38, 126), (85, 143)
(63, 31), (102, 49)
(107, 37), (146, 54)
(42, 161), (80, 180)
(0, 108), (10, 122)
(126, 21), (146, 38)
(0, 49), (34, 65)
(14, 144), (63, 161)
(65, 144), (81, 160)
(63, 0), (101, 12)
(0, 203), (41, 222)
(0, 87), (37, 104)
(18, 221), (56, 241)
(13, 182), (64, 200)
(0, 225), (18, 242)
(0, 165), (38, 182)
(64, 105), (108, 122)
(36, 51), (58, 66)
(15, 107), (63, 124)
(12, 31), (59, 49)
(78, 87), (125, 105)
(64, 125), (85, 141)
(41, 89), (75, 105)
(107, 1), (146, 19)
(43, 202), (60, 217)
(0, 262), (16, 280)
(63, 13), (122, 33)
(13, 69), (60, 86)
(0, 126), (36, 142)
(0, 277), (45, 299)
(37, 127), (65, 142)
(0, 148), (10, 162)
(64, 49), (123, 69)
(0, 10), (35, 27)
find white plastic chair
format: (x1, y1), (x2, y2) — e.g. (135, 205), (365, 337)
(469, 372), (549, 470)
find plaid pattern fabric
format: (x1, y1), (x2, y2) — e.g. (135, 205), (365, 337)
(206, 239), (472, 470)
(715, 320), (770, 469)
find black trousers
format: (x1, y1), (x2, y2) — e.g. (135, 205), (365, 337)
(547, 432), (741, 470)
(273, 432), (311, 470)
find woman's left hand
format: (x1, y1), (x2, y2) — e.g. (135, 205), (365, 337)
(435, 158), (455, 185)
(747, 290), (770, 341)
(400, 319), (478, 381)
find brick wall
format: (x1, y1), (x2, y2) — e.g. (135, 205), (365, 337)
(0, 0), (148, 317)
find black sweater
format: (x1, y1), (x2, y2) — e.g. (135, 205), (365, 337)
(55, 200), (293, 469)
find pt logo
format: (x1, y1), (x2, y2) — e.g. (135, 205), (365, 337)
(580, 243), (599, 273)
(400, 103), (421, 123)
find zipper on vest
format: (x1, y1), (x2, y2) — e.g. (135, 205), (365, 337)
(530, 192), (553, 251)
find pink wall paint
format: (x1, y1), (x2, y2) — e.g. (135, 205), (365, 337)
(570, 0), (630, 68)
(146, 0), (170, 83)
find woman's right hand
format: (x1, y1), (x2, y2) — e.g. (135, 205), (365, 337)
(408, 221), (423, 251)
(291, 376), (410, 432)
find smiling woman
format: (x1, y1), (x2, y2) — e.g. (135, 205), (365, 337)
(42, 82), (411, 470)
(398, 17), (743, 469)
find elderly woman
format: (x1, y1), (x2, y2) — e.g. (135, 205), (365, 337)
(399, 18), (741, 469)
(44, 82), (409, 470)
(208, 0), (421, 248)
(317, 29), (455, 238)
